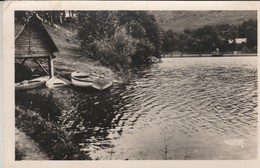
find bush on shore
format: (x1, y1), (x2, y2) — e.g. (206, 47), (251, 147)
(86, 27), (137, 72)
(77, 11), (161, 73)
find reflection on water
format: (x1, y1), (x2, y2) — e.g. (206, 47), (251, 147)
(16, 57), (257, 160)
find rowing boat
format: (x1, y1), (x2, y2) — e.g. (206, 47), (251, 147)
(71, 71), (113, 90)
(92, 77), (113, 90)
(15, 76), (49, 91)
(46, 77), (70, 88)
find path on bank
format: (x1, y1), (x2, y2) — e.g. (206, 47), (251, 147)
(15, 127), (48, 160)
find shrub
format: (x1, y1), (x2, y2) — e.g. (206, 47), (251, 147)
(86, 27), (137, 72)
(77, 11), (161, 72)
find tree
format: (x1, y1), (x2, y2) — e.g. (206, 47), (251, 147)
(77, 11), (162, 71)
(15, 11), (28, 24)
(77, 11), (118, 47)
(117, 11), (161, 58)
(161, 30), (178, 52)
(243, 19), (257, 49)
(37, 11), (66, 25)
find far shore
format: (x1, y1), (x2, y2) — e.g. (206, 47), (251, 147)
(161, 53), (257, 58)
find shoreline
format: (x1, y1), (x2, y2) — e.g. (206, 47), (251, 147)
(161, 54), (257, 58)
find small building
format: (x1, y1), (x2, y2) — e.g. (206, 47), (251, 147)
(235, 38), (247, 44)
(15, 13), (59, 78)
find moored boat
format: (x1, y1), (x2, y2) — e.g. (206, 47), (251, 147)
(15, 76), (49, 91)
(71, 71), (97, 88)
(71, 71), (113, 90)
(92, 77), (113, 90)
(46, 77), (70, 88)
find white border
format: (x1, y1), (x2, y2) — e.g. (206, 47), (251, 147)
(1, 2), (4, 168)
(3, 1), (260, 168)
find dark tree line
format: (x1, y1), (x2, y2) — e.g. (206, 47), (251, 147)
(161, 19), (257, 53)
(15, 11), (76, 25)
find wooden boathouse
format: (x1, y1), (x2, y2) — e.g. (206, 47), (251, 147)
(15, 13), (59, 78)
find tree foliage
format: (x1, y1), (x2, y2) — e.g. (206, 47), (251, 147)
(161, 19), (257, 53)
(77, 11), (161, 72)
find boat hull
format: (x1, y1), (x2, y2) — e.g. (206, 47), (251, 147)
(71, 71), (95, 88)
(71, 71), (113, 90)
(15, 76), (49, 91)
(46, 77), (70, 88)
(71, 77), (93, 88)
(92, 78), (113, 90)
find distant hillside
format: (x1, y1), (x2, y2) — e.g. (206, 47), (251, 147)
(152, 11), (257, 32)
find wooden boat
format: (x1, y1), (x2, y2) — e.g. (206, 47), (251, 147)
(46, 77), (70, 88)
(71, 71), (96, 87)
(15, 76), (49, 91)
(92, 77), (114, 90)
(71, 71), (113, 90)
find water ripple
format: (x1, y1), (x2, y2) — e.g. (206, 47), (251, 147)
(23, 57), (256, 160)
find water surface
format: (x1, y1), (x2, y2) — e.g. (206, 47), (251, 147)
(16, 57), (258, 160)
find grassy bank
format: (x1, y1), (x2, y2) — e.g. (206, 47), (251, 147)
(15, 128), (49, 160)
(16, 106), (90, 160)
(43, 23), (119, 81)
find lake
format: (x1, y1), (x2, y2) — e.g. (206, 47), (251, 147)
(16, 56), (258, 160)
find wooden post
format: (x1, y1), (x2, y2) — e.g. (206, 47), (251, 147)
(48, 55), (54, 78)
(28, 26), (31, 54)
(33, 58), (50, 76)
(21, 58), (27, 65)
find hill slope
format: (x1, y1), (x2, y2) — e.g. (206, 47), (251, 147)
(152, 11), (257, 32)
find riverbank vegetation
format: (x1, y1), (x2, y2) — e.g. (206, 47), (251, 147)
(16, 105), (90, 160)
(77, 11), (161, 72)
